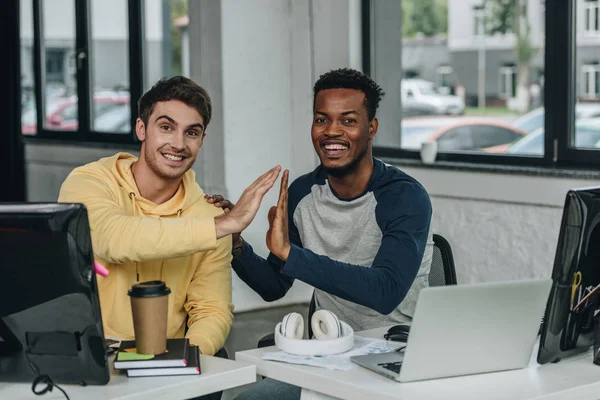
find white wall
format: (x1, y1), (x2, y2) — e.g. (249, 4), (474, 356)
(399, 166), (600, 284)
(189, 0), (362, 312)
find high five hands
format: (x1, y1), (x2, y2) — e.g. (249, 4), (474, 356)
(212, 166), (282, 240)
(266, 169), (290, 261)
(207, 169), (291, 261)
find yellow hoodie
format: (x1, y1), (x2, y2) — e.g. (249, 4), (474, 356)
(58, 153), (233, 355)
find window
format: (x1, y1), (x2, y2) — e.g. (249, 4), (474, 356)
(436, 127), (474, 151)
(20, 1), (189, 143)
(45, 49), (65, 83)
(367, 0), (599, 168)
(436, 66), (454, 94)
(473, 5), (486, 38)
(90, 0), (132, 134)
(584, 0), (600, 34)
(20, 0), (35, 135)
(582, 63), (600, 99)
(498, 66), (517, 99)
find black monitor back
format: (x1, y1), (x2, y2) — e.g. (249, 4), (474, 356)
(0, 203), (109, 385)
(538, 186), (600, 364)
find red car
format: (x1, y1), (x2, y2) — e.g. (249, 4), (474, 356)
(426, 119), (527, 153)
(22, 95), (130, 134)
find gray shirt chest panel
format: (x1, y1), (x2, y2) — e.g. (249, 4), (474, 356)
(293, 183), (382, 267)
(291, 182), (433, 331)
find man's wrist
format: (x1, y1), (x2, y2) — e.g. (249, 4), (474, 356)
(275, 243), (291, 262)
(214, 214), (235, 239)
(232, 237), (245, 258)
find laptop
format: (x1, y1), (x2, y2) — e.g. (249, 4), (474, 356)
(351, 279), (552, 382)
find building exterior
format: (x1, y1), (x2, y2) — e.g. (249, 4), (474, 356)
(403, 0), (600, 106)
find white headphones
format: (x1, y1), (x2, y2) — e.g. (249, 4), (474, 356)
(281, 310), (342, 340)
(274, 310), (354, 356)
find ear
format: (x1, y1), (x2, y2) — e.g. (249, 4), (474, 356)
(368, 118), (379, 141)
(135, 118), (146, 142)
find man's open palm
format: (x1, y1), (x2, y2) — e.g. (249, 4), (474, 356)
(267, 170), (291, 261)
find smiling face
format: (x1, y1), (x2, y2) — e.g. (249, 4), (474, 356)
(311, 88), (378, 177)
(135, 100), (206, 181)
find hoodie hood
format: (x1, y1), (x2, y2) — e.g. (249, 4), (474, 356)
(98, 152), (204, 217)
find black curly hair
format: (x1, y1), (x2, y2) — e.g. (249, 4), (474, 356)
(313, 68), (385, 121)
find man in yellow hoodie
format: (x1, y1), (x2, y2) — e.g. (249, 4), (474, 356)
(58, 76), (282, 359)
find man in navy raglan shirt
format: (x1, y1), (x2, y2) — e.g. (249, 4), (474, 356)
(207, 68), (433, 399)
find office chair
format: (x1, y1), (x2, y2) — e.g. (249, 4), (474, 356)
(257, 233), (457, 348)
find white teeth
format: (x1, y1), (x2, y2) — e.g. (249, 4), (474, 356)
(164, 154), (183, 161)
(324, 144), (347, 150)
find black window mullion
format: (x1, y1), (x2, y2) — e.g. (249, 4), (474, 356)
(128, 0), (144, 141)
(544, 0), (577, 167)
(75, 0), (92, 139)
(32, 0), (44, 131)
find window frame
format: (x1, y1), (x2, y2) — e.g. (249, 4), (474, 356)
(581, 63), (600, 99)
(365, 0), (599, 170)
(584, 0), (600, 34)
(498, 66), (517, 99)
(436, 65), (453, 91)
(25, 0), (144, 145)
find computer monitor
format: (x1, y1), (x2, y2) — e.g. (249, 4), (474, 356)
(0, 203), (110, 385)
(538, 186), (600, 364)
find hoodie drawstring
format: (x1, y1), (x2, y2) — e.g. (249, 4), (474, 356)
(129, 192), (139, 282)
(161, 209), (183, 282)
(129, 192), (137, 216)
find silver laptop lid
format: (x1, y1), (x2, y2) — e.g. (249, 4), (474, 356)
(399, 279), (552, 382)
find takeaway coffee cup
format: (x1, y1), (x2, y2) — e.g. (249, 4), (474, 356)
(420, 141), (438, 164)
(128, 280), (171, 355)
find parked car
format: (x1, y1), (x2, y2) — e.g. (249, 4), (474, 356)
(401, 116), (463, 149)
(94, 103), (130, 133)
(45, 95), (130, 131)
(512, 103), (600, 134)
(427, 119), (527, 152)
(401, 79), (465, 116)
(506, 118), (600, 155)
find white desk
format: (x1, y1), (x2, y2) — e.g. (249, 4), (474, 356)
(236, 327), (600, 400)
(0, 354), (256, 400)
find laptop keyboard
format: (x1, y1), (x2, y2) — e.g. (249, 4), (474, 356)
(378, 361), (402, 374)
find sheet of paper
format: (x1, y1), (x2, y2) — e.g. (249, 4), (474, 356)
(261, 335), (403, 371)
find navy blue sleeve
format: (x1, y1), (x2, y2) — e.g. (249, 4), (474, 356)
(231, 240), (295, 302)
(280, 183), (432, 315)
(231, 176), (309, 302)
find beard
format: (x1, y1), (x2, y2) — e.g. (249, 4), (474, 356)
(145, 145), (193, 180)
(321, 145), (369, 178)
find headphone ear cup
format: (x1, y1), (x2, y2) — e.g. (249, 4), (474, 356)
(311, 310), (341, 340)
(281, 312), (304, 339)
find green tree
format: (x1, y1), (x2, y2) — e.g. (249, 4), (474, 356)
(485, 0), (537, 111)
(402, 0), (448, 38)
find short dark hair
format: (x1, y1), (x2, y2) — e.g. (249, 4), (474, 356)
(313, 68), (385, 120)
(138, 76), (212, 128)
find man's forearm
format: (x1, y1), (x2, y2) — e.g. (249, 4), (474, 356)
(231, 241), (294, 302)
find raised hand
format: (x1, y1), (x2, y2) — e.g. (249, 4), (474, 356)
(205, 194), (242, 247)
(214, 166), (282, 239)
(266, 169), (290, 261)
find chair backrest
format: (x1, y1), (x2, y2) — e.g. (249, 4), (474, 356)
(307, 233), (457, 338)
(429, 233), (457, 286)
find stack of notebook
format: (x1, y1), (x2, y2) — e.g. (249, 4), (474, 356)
(113, 338), (201, 377)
